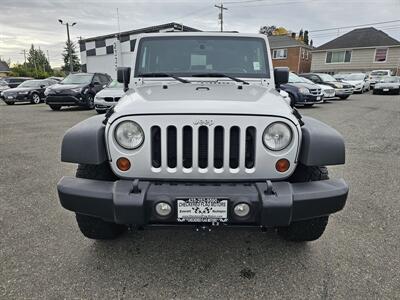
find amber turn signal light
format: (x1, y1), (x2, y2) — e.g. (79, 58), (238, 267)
(116, 157), (131, 171)
(276, 159), (290, 172)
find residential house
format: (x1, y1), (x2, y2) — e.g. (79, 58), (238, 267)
(311, 27), (400, 75)
(268, 35), (313, 73)
(0, 60), (10, 77)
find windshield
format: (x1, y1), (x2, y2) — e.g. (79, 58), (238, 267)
(61, 74), (93, 84)
(288, 73), (304, 83)
(299, 77), (314, 84)
(346, 74), (365, 80)
(318, 73), (336, 81)
(371, 71), (389, 76)
(380, 76), (399, 83)
(135, 36), (270, 78)
(18, 80), (44, 88)
(107, 80), (124, 88)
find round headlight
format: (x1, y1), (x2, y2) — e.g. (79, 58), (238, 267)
(114, 121), (144, 149)
(263, 122), (292, 151)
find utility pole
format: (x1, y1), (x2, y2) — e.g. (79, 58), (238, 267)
(59, 19), (76, 73)
(215, 3), (228, 32)
(20, 50), (27, 70)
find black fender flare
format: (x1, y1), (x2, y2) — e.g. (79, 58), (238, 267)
(61, 115), (107, 164)
(298, 116), (345, 166)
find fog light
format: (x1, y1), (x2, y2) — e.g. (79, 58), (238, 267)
(234, 203), (250, 217)
(116, 157), (131, 171)
(275, 158), (290, 172)
(155, 202), (172, 217)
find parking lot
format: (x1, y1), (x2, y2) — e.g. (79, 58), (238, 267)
(1, 93), (399, 299)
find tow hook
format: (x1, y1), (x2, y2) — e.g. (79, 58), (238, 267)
(195, 225), (212, 232)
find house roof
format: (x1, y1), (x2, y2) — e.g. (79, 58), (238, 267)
(315, 27), (400, 51)
(80, 22), (201, 43)
(0, 60), (10, 72)
(268, 35), (312, 49)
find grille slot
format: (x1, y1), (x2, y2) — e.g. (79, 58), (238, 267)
(245, 127), (256, 169)
(182, 126), (193, 168)
(213, 126), (224, 169)
(167, 126), (177, 168)
(198, 126), (209, 168)
(229, 126), (240, 169)
(151, 126), (161, 168)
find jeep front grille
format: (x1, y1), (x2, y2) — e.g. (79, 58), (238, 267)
(150, 125), (256, 171)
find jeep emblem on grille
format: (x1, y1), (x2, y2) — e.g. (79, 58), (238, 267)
(193, 120), (215, 126)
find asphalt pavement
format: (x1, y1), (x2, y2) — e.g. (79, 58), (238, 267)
(1, 93), (399, 299)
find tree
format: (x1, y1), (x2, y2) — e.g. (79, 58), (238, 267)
(62, 40), (80, 73)
(298, 29), (304, 41)
(26, 44), (52, 75)
(259, 25), (276, 36)
(303, 30), (309, 45)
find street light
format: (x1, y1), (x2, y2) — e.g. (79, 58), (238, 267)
(59, 19), (77, 73)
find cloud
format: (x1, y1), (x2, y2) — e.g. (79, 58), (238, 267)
(1, 0), (399, 67)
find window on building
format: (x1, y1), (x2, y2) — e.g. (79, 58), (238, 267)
(272, 49), (288, 59)
(374, 48), (388, 62)
(306, 50), (309, 60)
(301, 49), (305, 59)
(326, 50), (352, 63)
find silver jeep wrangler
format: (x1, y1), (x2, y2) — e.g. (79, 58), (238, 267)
(58, 33), (348, 241)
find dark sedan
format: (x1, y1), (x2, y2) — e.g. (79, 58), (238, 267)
(1, 79), (57, 105)
(300, 73), (354, 99)
(280, 72), (323, 107)
(373, 76), (400, 95)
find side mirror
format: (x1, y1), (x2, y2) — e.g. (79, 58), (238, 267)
(117, 67), (131, 92)
(274, 67), (289, 87)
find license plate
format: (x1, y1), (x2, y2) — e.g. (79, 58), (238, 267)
(177, 197), (228, 222)
(316, 96), (321, 100)
(383, 89), (389, 92)
(7, 96), (13, 100)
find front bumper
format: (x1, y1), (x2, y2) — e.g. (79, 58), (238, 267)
(335, 88), (353, 96)
(94, 98), (116, 110)
(296, 94), (323, 105)
(57, 177), (348, 227)
(2, 94), (32, 102)
(46, 93), (86, 106)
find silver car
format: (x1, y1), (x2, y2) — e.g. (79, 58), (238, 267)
(94, 80), (125, 114)
(373, 76), (400, 95)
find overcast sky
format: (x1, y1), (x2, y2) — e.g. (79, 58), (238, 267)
(1, 0), (399, 67)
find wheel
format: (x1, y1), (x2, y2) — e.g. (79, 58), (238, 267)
(96, 109), (106, 114)
(277, 165), (330, 242)
(31, 93), (41, 104)
(75, 163), (125, 240)
(304, 104), (314, 108)
(372, 90), (377, 95)
(5, 101), (15, 105)
(86, 94), (95, 109)
(49, 104), (61, 111)
(339, 95), (349, 100)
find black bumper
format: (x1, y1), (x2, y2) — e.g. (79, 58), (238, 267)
(57, 178), (348, 227)
(46, 94), (86, 106)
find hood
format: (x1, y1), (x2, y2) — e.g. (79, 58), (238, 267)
(95, 87), (125, 98)
(317, 84), (334, 90)
(111, 82), (295, 122)
(49, 83), (87, 91)
(375, 82), (400, 88)
(324, 81), (352, 89)
(344, 80), (363, 85)
(283, 82), (317, 90)
(2, 87), (34, 94)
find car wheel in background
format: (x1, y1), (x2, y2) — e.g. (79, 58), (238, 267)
(86, 94), (95, 109)
(304, 104), (314, 108)
(49, 104), (61, 111)
(5, 101), (15, 105)
(31, 93), (41, 104)
(339, 95), (350, 100)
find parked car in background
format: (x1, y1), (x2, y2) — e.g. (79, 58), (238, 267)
(46, 76), (64, 82)
(299, 76), (335, 100)
(94, 80), (125, 114)
(300, 73), (353, 99)
(280, 72), (323, 107)
(333, 73), (350, 81)
(373, 76), (400, 95)
(343, 73), (370, 93)
(1, 79), (57, 105)
(44, 72), (112, 111)
(369, 70), (392, 89)
(0, 79), (10, 95)
(1, 77), (32, 88)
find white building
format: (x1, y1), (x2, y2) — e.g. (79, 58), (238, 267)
(79, 22), (201, 78)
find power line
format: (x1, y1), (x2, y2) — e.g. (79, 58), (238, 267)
(309, 19), (400, 32)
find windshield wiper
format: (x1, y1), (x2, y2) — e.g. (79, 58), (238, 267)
(138, 72), (190, 83)
(191, 73), (249, 85)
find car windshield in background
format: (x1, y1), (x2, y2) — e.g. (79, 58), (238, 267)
(371, 71), (389, 76)
(61, 74), (93, 84)
(18, 80), (44, 88)
(380, 77), (399, 83)
(136, 36), (270, 78)
(300, 77), (314, 84)
(318, 73), (337, 81)
(346, 74), (365, 80)
(107, 80), (124, 88)
(288, 73), (305, 83)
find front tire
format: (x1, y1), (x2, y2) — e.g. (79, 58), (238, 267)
(96, 109), (106, 114)
(5, 101), (15, 105)
(31, 93), (41, 104)
(86, 94), (95, 109)
(278, 165), (330, 242)
(49, 104), (61, 111)
(339, 95), (349, 100)
(75, 163), (124, 240)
